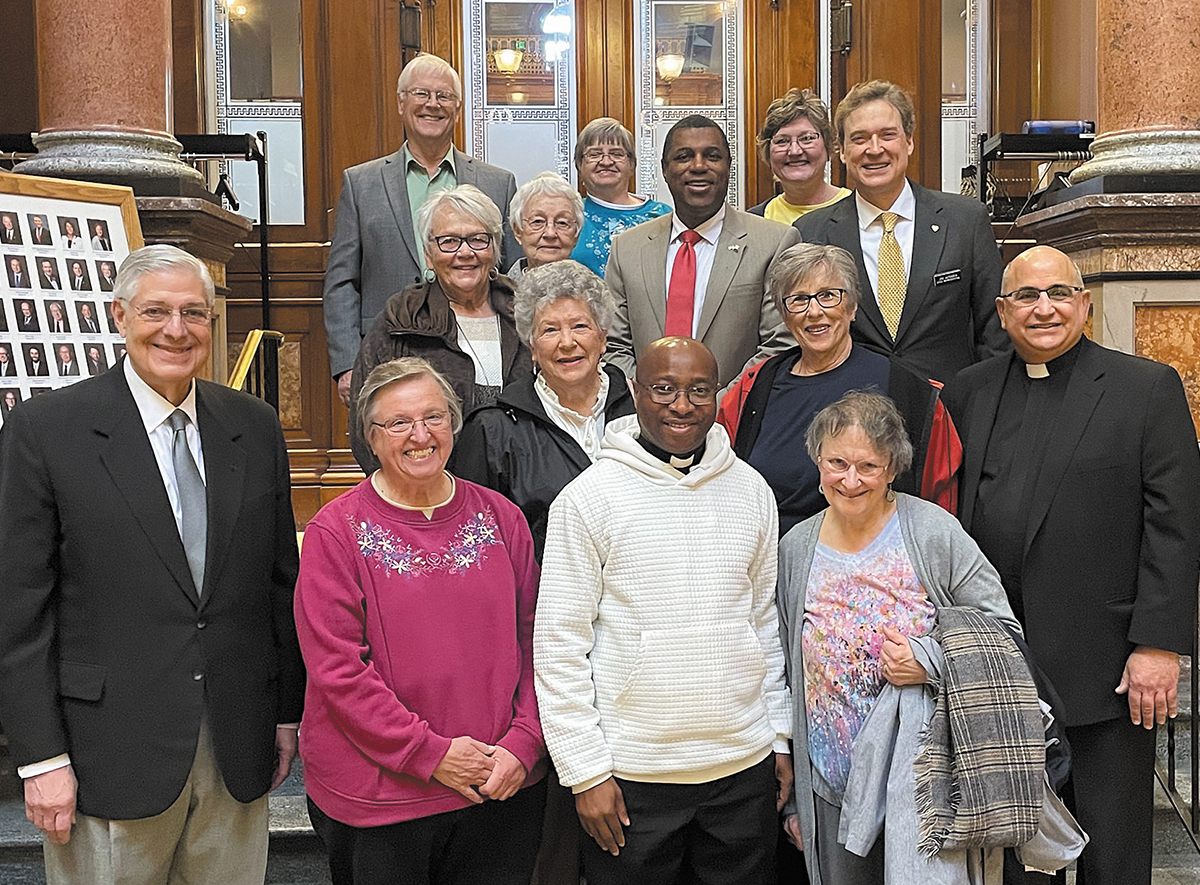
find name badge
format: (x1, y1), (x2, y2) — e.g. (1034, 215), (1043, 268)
(934, 269), (962, 285)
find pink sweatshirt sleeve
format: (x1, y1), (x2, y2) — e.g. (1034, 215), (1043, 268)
(294, 520), (452, 782)
(492, 504), (545, 775)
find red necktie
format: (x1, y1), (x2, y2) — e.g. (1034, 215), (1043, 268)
(665, 230), (702, 338)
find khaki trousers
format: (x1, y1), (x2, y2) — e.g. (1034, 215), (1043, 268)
(44, 720), (269, 885)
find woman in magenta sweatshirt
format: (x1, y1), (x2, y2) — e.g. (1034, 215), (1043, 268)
(295, 357), (545, 885)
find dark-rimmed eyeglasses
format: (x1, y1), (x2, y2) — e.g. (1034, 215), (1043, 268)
(371, 413), (449, 436)
(781, 288), (845, 314)
(638, 382), (716, 406)
(1000, 285), (1083, 306)
(433, 233), (493, 253)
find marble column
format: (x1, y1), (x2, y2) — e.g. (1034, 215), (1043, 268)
(16, 0), (204, 190)
(1071, 0), (1200, 181)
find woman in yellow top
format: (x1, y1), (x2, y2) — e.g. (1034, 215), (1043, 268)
(750, 88), (851, 225)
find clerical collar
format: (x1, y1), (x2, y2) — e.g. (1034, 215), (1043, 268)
(1022, 337), (1084, 379)
(637, 435), (706, 473)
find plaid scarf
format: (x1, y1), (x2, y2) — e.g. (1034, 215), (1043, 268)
(915, 606), (1044, 856)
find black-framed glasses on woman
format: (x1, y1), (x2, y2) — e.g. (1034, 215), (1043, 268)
(637, 382), (717, 406)
(433, 233), (493, 253)
(781, 288), (845, 314)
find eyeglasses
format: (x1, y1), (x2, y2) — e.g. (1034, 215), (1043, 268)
(523, 217), (578, 234)
(1000, 285), (1083, 306)
(820, 456), (888, 478)
(371, 413), (449, 436)
(582, 148), (629, 163)
(130, 303), (213, 325)
(770, 133), (823, 149)
(433, 233), (493, 253)
(403, 88), (458, 105)
(781, 288), (845, 314)
(639, 382), (717, 406)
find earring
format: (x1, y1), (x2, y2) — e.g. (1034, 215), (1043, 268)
(488, 267), (499, 281)
(423, 267), (436, 284)
(818, 485), (825, 496)
(885, 485), (896, 503)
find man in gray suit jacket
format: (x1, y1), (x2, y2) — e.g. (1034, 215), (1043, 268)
(605, 116), (800, 389)
(795, 80), (1007, 383)
(323, 53), (519, 405)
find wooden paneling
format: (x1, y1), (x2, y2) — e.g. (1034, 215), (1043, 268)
(576, 0), (634, 131)
(0, 0), (38, 137)
(835, 0), (942, 190)
(744, 0), (819, 207)
(171, 0), (206, 135)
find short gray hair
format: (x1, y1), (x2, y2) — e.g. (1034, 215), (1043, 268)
(396, 53), (462, 101)
(416, 184), (504, 272)
(766, 242), (860, 317)
(574, 117), (637, 170)
(805, 390), (913, 476)
(113, 244), (215, 308)
(510, 172), (585, 233)
(358, 357), (464, 447)
(513, 260), (616, 347)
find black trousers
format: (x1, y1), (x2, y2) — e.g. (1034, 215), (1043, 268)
(582, 756), (778, 885)
(1004, 717), (1157, 885)
(307, 779), (547, 885)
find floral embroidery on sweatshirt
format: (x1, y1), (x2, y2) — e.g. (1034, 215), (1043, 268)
(350, 508), (501, 577)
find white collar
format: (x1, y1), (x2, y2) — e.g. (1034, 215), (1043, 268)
(855, 179), (915, 231)
(589, 192), (652, 210)
(123, 357), (199, 435)
(535, 370), (609, 422)
(670, 204), (726, 245)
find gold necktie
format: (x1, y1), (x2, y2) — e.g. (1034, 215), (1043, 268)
(877, 211), (906, 339)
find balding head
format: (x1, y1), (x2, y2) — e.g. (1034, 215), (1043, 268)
(634, 337), (719, 455)
(997, 246), (1091, 364)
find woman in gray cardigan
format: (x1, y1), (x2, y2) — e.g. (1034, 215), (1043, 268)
(777, 391), (1020, 885)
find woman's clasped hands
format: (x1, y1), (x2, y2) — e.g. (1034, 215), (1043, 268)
(431, 736), (528, 804)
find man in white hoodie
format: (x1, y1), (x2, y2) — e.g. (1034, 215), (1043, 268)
(535, 337), (792, 884)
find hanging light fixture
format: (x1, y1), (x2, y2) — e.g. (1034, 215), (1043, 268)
(656, 53), (685, 82)
(493, 48), (524, 74)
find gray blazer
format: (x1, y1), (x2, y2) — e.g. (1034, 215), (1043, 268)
(323, 145), (520, 377)
(604, 208), (801, 389)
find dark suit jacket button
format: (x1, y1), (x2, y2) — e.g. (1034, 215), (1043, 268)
(197, 620), (207, 629)
(193, 672), (204, 681)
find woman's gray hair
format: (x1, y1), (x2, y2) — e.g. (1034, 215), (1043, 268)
(113, 244), (215, 308)
(416, 184), (504, 272)
(574, 117), (637, 171)
(766, 242), (860, 317)
(509, 172), (585, 234)
(805, 390), (914, 476)
(358, 357), (464, 447)
(396, 53), (462, 101)
(512, 259), (616, 348)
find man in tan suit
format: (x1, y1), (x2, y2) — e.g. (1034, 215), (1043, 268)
(604, 115), (800, 389)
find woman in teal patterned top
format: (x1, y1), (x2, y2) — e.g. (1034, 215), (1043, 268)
(569, 117), (671, 275)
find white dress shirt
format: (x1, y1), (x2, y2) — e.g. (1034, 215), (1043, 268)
(855, 180), (916, 303)
(665, 205), (726, 336)
(17, 361), (207, 780)
(534, 369), (610, 462)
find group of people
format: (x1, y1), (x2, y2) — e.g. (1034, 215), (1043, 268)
(0, 49), (1196, 885)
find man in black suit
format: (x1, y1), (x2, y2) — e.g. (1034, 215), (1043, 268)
(39, 258), (62, 291)
(795, 80), (1007, 383)
(0, 244), (304, 885)
(1, 212), (21, 245)
(97, 261), (117, 293)
(8, 256), (29, 289)
(942, 245), (1200, 885)
(29, 214), (53, 246)
(78, 302), (101, 334)
(0, 344), (17, 376)
(17, 299), (39, 332)
(47, 301), (70, 334)
(85, 344), (107, 375)
(24, 344), (49, 376)
(68, 260), (91, 292)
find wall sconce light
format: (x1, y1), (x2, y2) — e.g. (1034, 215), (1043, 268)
(222, 0), (248, 19)
(493, 48), (524, 74)
(655, 53), (685, 82)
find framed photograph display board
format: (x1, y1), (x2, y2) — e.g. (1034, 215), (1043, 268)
(0, 172), (143, 429)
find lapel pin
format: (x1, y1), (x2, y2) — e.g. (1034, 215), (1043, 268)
(728, 244), (741, 253)
(931, 224), (940, 232)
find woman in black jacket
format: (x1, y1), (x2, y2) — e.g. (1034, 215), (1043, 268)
(452, 259), (632, 562)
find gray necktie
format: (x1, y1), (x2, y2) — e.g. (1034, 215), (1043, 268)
(168, 410), (207, 594)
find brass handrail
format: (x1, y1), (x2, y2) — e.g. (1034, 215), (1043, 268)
(227, 329), (284, 390)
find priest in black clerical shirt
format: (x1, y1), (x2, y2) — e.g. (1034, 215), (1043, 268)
(942, 245), (1200, 885)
